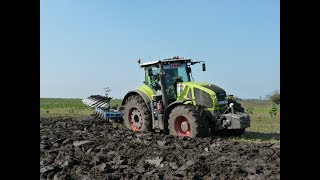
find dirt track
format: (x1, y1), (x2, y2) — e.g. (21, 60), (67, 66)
(40, 116), (280, 180)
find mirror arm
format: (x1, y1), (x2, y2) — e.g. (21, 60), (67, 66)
(190, 61), (205, 65)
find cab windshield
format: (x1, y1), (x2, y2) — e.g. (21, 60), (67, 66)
(145, 63), (190, 92)
(163, 63), (190, 86)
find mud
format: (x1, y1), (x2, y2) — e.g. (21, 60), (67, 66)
(40, 116), (280, 179)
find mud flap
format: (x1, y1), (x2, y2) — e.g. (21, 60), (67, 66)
(223, 113), (251, 129)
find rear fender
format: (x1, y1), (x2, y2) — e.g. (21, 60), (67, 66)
(122, 90), (151, 110)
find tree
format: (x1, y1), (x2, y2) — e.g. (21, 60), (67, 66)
(268, 103), (278, 117)
(266, 90), (280, 104)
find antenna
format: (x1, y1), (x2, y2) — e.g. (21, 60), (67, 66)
(104, 87), (111, 97)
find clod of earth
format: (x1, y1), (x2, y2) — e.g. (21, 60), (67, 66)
(145, 157), (163, 167)
(40, 165), (54, 174)
(73, 140), (92, 147)
(40, 116), (280, 179)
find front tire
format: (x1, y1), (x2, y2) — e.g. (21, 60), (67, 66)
(123, 95), (152, 132)
(168, 105), (208, 138)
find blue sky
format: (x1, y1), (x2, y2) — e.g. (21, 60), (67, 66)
(40, 0), (279, 99)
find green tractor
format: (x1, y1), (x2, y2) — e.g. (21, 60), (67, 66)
(122, 56), (250, 137)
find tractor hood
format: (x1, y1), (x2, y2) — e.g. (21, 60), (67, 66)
(177, 82), (228, 109)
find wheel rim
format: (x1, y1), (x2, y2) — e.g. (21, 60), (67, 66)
(174, 116), (190, 136)
(128, 108), (143, 131)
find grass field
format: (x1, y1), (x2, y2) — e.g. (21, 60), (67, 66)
(230, 99), (280, 143)
(40, 98), (122, 118)
(40, 98), (280, 143)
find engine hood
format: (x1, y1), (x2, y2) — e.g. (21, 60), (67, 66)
(180, 82), (226, 98)
(178, 82), (228, 109)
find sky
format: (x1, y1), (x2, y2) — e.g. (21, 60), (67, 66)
(40, 0), (279, 99)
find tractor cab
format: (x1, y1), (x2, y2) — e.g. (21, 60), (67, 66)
(140, 56), (205, 104)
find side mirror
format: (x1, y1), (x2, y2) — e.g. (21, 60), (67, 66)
(202, 63), (206, 71)
(186, 67), (191, 73)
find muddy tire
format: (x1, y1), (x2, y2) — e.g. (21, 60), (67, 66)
(168, 105), (208, 138)
(228, 99), (244, 113)
(123, 95), (152, 132)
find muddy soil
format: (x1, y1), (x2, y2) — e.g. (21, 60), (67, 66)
(40, 116), (280, 180)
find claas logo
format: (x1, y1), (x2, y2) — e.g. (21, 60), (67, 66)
(170, 63), (181, 68)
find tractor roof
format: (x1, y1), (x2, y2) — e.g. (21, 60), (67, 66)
(140, 57), (192, 68)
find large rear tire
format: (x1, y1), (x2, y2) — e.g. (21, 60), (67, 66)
(168, 105), (208, 138)
(123, 95), (152, 132)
